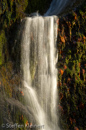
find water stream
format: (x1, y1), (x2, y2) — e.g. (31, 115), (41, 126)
(21, 16), (60, 130)
(44, 0), (82, 16)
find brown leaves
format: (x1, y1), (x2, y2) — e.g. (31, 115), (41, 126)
(74, 13), (78, 21)
(79, 102), (84, 109)
(78, 38), (82, 42)
(74, 16), (77, 21)
(59, 50), (63, 55)
(79, 63), (81, 68)
(30, 122), (32, 128)
(66, 21), (71, 28)
(69, 117), (73, 125)
(83, 36), (86, 43)
(82, 69), (85, 74)
(25, 121), (29, 127)
(20, 91), (24, 96)
(59, 69), (64, 76)
(67, 78), (71, 83)
(20, 115), (24, 120)
(70, 117), (77, 125)
(25, 122), (33, 128)
(74, 127), (79, 130)
(67, 88), (70, 94)
(60, 36), (65, 43)
(57, 6), (86, 130)
(59, 92), (63, 100)
(58, 105), (64, 113)
(84, 64), (86, 67)
(64, 65), (67, 70)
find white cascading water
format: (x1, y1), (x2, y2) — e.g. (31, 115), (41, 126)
(21, 16), (60, 130)
(44, 0), (82, 16)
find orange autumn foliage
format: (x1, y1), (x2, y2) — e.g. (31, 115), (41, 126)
(64, 83), (67, 86)
(83, 36), (86, 40)
(57, 28), (60, 32)
(74, 12), (78, 21)
(75, 76), (77, 80)
(69, 117), (73, 125)
(79, 63), (81, 67)
(59, 69), (64, 75)
(83, 36), (86, 43)
(29, 122), (32, 128)
(67, 22), (71, 28)
(25, 121), (29, 126)
(59, 92), (63, 100)
(70, 118), (77, 125)
(67, 88), (70, 94)
(60, 36), (65, 43)
(58, 81), (62, 86)
(78, 38), (82, 42)
(74, 15), (77, 20)
(64, 65), (67, 70)
(82, 69), (85, 74)
(20, 91), (24, 96)
(74, 127), (79, 130)
(58, 105), (63, 112)
(84, 64), (86, 67)
(59, 49), (61, 54)
(59, 49), (63, 54)
(67, 78), (71, 82)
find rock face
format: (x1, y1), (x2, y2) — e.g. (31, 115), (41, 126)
(29, 12), (41, 17)
(0, 0), (86, 130)
(26, 0), (52, 15)
(0, 30), (8, 65)
(0, 0), (52, 67)
(0, 0), (84, 67)
(57, 1), (86, 130)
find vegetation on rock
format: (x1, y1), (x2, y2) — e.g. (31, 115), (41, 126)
(58, 1), (86, 129)
(0, 0), (86, 130)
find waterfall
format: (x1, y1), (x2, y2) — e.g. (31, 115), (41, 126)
(21, 16), (60, 130)
(44, 0), (82, 16)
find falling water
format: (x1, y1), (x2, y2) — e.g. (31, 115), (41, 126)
(44, 0), (82, 16)
(21, 16), (60, 130)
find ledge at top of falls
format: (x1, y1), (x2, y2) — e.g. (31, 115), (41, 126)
(21, 16), (59, 23)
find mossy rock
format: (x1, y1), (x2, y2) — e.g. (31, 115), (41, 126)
(0, 30), (7, 65)
(26, 0), (52, 15)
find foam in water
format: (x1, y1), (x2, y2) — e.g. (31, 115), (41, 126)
(21, 16), (60, 130)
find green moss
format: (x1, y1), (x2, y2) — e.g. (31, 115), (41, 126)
(29, 43), (38, 81)
(58, 1), (86, 129)
(0, 0), (52, 29)
(0, 30), (7, 65)
(30, 59), (37, 81)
